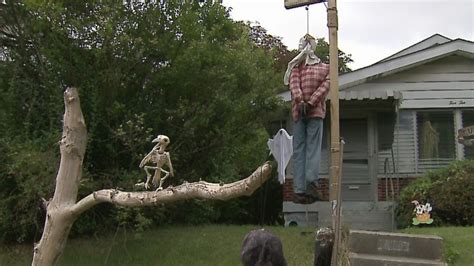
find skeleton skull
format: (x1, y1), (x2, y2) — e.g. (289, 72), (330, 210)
(152, 135), (170, 146)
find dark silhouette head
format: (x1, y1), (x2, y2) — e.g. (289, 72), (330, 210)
(240, 229), (287, 266)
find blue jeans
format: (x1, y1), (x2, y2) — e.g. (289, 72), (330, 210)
(292, 117), (323, 194)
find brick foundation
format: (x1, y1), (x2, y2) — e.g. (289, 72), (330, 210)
(283, 179), (330, 201)
(377, 177), (416, 201)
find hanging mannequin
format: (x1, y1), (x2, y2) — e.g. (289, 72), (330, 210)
(285, 34), (329, 204)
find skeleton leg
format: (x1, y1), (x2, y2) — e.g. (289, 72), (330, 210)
(155, 169), (170, 191)
(152, 169), (162, 190)
(144, 166), (156, 190)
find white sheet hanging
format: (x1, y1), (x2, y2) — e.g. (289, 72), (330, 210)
(267, 129), (293, 184)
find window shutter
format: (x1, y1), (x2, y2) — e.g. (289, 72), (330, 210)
(378, 110), (417, 175)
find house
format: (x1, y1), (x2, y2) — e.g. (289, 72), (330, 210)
(277, 34), (474, 231)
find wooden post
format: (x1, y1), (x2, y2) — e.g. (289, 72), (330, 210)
(327, 0), (342, 265)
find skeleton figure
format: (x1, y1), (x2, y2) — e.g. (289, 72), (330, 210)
(139, 135), (174, 191)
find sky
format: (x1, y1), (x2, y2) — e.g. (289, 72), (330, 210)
(221, 0), (474, 70)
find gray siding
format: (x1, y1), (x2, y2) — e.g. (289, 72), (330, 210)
(375, 55), (474, 82)
(343, 55), (474, 96)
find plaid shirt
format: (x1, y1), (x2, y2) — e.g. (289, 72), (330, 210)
(289, 63), (330, 121)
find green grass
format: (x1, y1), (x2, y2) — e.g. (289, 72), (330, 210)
(0, 225), (316, 266)
(1, 225), (472, 266)
(400, 226), (474, 266)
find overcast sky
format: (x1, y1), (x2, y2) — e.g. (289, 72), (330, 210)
(221, 0), (474, 70)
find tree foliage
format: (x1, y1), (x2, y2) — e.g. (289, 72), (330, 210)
(0, 1), (354, 243)
(244, 22), (353, 76)
(0, 0), (284, 243)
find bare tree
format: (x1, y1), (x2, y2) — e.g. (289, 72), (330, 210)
(32, 87), (273, 266)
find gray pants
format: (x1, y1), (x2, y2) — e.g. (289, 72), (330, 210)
(292, 117), (323, 194)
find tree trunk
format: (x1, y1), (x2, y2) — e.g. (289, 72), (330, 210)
(32, 87), (87, 266)
(32, 87), (273, 266)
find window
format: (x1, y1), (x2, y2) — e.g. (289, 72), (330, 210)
(416, 111), (455, 171)
(377, 110), (463, 175)
(462, 110), (474, 159)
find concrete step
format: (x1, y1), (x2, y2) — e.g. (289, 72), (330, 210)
(349, 252), (446, 266)
(349, 230), (444, 261)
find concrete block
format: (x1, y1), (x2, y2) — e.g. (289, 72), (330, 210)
(349, 230), (444, 260)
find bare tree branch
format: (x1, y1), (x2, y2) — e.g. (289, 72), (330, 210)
(72, 162), (272, 217)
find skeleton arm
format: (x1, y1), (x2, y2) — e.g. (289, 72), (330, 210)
(140, 143), (162, 168)
(139, 150), (154, 168)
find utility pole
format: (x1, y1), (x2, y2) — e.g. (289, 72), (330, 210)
(327, 0), (342, 265)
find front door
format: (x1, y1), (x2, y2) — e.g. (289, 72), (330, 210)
(340, 118), (373, 201)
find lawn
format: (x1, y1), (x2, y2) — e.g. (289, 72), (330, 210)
(0, 225), (316, 266)
(401, 226), (474, 266)
(1, 225), (472, 265)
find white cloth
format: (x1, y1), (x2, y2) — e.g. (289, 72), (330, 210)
(267, 129), (293, 184)
(283, 37), (321, 85)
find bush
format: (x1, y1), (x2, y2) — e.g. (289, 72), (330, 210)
(395, 176), (433, 228)
(428, 160), (474, 226)
(396, 160), (474, 228)
(0, 138), (58, 243)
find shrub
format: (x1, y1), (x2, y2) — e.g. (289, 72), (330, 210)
(396, 160), (474, 228)
(428, 160), (474, 226)
(0, 138), (57, 243)
(395, 176), (433, 228)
